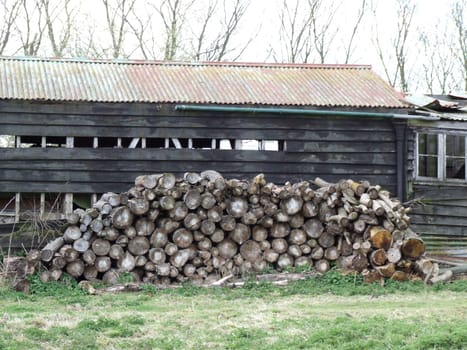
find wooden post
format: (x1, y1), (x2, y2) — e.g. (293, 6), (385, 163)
(15, 193), (20, 223)
(92, 138), (98, 203)
(393, 121), (407, 201)
(129, 138), (140, 148)
(39, 137), (46, 220)
(64, 137), (74, 216)
(40, 193), (45, 220)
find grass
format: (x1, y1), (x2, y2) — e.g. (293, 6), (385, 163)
(0, 272), (466, 349)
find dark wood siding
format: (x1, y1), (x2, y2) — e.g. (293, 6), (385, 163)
(0, 100), (398, 194)
(410, 183), (467, 260)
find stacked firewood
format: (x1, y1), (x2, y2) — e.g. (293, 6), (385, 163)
(37, 171), (439, 285)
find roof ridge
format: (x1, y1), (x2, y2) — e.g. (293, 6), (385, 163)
(0, 55), (372, 70)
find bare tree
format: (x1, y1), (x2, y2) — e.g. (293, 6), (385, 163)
(16, 0), (46, 56)
(419, 25), (456, 94)
(274, 0), (314, 63)
(68, 13), (104, 58)
(190, 0), (217, 60)
(0, 0), (22, 55)
(127, 2), (154, 59)
(452, 0), (467, 91)
(42, 0), (76, 57)
(153, 0), (195, 60)
(190, 0), (251, 61)
(274, 0), (341, 64)
(102, 0), (136, 58)
(342, 0), (368, 64)
(309, 0), (340, 64)
(372, 0), (416, 92)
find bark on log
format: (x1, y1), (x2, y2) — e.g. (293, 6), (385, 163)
(66, 260), (84, 278)
(401, 238), (425, 259)
(369, 226), (392, 250)
(63, 225), (82, 242)
(240, 240), (262, 262)
(370, 249), (387, 266)
(217, 239), (238, 259)
(172, 229), (193, 249)
(111, 206), (134, 229)
(315, 259), (330, 273)
(41, 237), (65, 262)
(92, 238), (111, 256)
(303, 219), (323, 238)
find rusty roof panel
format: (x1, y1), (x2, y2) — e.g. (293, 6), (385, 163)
(0, 57), (407, 108)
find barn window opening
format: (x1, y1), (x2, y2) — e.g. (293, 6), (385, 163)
(74, 137), (94, 147)
(14, 135), (39, 147)
(234, 139), (285, 151)
(416, 132), (467, 181)
(235, 139), (259, 150)
(97, 137), (119, 148)
(192, 138), (215, 149)
(0, 135), (15, 147)
(219, 139), (233, 150)
(167, 138), (190, 148)
(146, 138), (166, 148)
(45, 136), (67, 147)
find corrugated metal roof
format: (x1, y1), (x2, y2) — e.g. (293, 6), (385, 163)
(0, 56), (407, 108)
(405, 94), (467, 121)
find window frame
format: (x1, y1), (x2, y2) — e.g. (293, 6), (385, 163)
(415, 131), (467, 182)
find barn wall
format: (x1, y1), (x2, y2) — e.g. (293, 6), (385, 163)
(0, 100), (399, 195)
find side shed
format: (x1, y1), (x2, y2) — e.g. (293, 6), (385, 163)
(0, 57), (414, 225)
(406, 93), (467, 262)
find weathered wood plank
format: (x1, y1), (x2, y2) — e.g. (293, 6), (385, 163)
(0, 175), (397, 194)
(0, 148), (397, 165)
(412, 224), (467, 237)
(0, 112), (396, 132)
(410, 214), (467, 228)
(0, 124), (396, 142)
(412, 183), (467, 201)
(0, 162), (396, 183)
(411, 204), (467, 217)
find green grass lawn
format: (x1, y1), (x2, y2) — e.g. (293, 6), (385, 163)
(0, 273), (466, 350)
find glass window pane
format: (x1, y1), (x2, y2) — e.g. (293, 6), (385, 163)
(446, 135), (465, 157)
(418, 155), (438, 178)
(418, 133), (438, 155)
(446, 157), (465, 179)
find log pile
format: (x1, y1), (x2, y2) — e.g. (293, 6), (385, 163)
(36, 172), (441, 285)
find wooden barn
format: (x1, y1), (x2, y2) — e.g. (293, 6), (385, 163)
(2, 56), (464, 261)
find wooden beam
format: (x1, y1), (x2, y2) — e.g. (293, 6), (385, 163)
(129, 138), (140, 148)
(15, 193), (20, 223)
(64, 137), (74, 216)
(40, 193), (45, 220)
